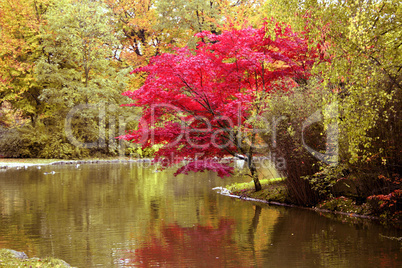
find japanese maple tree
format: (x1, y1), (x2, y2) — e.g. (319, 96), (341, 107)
(121, 21), (318, 191)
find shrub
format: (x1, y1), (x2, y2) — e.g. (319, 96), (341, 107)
(0, 126), (24, 157)
(261, 80), (329, 205)
(367, 189), (402, 221)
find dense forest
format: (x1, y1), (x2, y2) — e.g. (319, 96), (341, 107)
(0, 0), (400, 212)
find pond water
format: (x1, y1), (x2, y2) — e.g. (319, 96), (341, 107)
(0, 163), (401, 267)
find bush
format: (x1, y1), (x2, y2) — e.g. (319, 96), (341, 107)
(0, 103), (137, 159)
(317, 196), (370, 215)
(0, 123), (96, 159)
(261, 80), (330, 205)
(128, 144), (161, 158)
(0, 126), (24, 157)
(367, 189), (402, 221)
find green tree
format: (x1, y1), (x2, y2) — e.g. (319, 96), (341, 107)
(156, 0), (220, 34)
(303, 0), (401, 178)
(30, 0), (131, 158)
(37, 0), (125, 104)
(257, 0), (401, 204)
(155, 0), (264, 47)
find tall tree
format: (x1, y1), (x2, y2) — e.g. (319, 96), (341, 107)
(155, 0), (264, 46)
(156, 0), (220, 34)
(122, 22), (318, 191)
(259, 0), (401, 201)
(35, 0), (130, 156)
(104, 0), (160, 68)
(0, 0), (50, 124)
(305, 0), (401, 176)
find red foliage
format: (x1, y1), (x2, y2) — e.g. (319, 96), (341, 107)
(367, 190), (402, 220)
(121, 21), (319, 177)
(174, 160), (234, 178)
(119, 219), (248, 267)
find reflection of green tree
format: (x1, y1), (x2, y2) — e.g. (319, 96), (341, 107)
(0, 224), (36, 256)
(4, 165), (398, 267)
(0, 164), (281, 267)
(308, 227), (402, 267)
(264, 209), (402, 268)
(0, 164), (171, 265)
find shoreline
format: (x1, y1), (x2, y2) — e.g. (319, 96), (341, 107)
(0, 158), (152, 169)
(221, 183), (401, 226)
(0, 156), (270, 170)
(2, 158), (400, 226)
(220, 190), (381, 221)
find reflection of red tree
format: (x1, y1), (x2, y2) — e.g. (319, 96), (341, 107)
(120, 219), (249, 267)
(369, 250), (401, 268)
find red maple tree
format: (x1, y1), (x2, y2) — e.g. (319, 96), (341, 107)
(121, 21), (318, 191)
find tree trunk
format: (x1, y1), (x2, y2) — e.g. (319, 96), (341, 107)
(250, 162), (262, 192)
(248, 205), (262, 247)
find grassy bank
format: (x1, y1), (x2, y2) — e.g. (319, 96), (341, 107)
(0, 158), (61, 167)
(0, 249), (71, 267)
(226, 178), (401, 224)
(0, 157), (140, 169)
(227, 178), (290, 204)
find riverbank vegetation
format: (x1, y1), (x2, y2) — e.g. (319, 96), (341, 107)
(227, 178), (400, 223)
(0, 249), (70, 267)
(0, 0), (400, 219)
(228, 178), (290, 204)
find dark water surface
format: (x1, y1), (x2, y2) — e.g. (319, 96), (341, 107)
(0, 163), (401, 267)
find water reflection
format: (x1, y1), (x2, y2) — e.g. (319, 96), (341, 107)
(262, 208), (402, 268)
(0, 164), (401, 267)
(119, 219), (246, 267)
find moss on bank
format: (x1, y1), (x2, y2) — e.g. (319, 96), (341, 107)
(0, 249), (71, 267)
(226, 179), (401, 224)
(227, 178), (291, 204)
